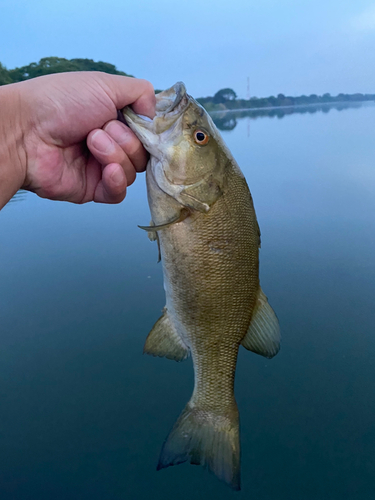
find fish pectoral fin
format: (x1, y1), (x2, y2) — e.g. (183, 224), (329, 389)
(178, 192), (210, 213)
(138, 208), (190, 232)
(241, 287), (281, 359)
(144, 309), (190, 362)
(179, 176), (223, 213)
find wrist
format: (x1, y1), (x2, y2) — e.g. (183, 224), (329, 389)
(0, 83), (28, 209)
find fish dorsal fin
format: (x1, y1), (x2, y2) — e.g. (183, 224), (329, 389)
(144, 309), (190, 362)
(241, 288), (280, 359)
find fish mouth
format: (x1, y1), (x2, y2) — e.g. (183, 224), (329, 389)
(122, 82), (189, 147)
(155, 81), (187, 115)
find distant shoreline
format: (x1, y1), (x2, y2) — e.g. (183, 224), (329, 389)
(208, 99), (374, 115)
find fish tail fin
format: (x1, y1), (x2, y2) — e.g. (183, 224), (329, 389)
(157, 401), (241, 490)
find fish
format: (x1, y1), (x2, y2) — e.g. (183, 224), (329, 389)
(122, 82), (280, 490)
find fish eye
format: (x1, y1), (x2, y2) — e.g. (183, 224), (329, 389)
(194, 130), (209, 145)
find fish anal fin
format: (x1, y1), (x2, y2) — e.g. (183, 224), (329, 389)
(242, 288), (281, 359)
(144, 309), (189, 362)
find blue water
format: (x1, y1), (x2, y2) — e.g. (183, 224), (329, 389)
(1, 103), (375, 499)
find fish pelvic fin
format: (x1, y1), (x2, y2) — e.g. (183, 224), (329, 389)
(144, 309), (190, 362)
(157, 401), (241, 491)
(146, 220), (158, 241)
(241, 287), (281, 359)
(143, 220), (161, 262)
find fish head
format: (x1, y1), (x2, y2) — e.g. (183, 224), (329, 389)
(122, 82), (235, 212)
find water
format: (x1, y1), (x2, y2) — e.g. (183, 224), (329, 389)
(1, 102), (375, 499)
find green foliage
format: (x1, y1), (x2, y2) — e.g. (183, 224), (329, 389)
(198, 88), (375, 112)
(1, 58), (374, 111)
(0, 62), (12, 85)
(213, 88), (237, 104)
(2, 57), (132, 84)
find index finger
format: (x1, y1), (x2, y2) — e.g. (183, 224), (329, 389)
(97, 74), (156, 118)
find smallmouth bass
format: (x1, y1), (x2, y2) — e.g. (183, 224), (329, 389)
(122, 83), (280, 490)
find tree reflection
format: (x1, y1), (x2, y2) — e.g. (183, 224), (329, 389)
(211, 101), (364, 130)
(212, 115), (237, 131)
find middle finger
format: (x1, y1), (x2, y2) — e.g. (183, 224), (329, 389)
(87, 128), (137, 186)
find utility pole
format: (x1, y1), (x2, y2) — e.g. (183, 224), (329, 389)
(247, 76), (251, 138)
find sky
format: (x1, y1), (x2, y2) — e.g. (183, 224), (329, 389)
(1, 0), (375, 98)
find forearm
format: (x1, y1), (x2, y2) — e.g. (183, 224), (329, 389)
(0, 84), (27, 209)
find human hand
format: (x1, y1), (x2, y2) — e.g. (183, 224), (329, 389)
(1, 72), (155, 207)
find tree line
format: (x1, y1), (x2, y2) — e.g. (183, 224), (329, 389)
(1, 58), (373, 110)
(197, 87), (375, 111)
(0, 57), (131, 85)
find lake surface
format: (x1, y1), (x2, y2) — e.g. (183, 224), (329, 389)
(1, 102), (375, 500)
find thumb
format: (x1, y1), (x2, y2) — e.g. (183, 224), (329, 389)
(96, 73), (156, 118)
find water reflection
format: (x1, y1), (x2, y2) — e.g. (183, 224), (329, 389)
(1, 97), (375, 500)
(211, 101), (364, 130)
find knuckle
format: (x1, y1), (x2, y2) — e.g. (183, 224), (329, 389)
(140, 79), (155, 95)
(110, 183), (125, 196)
(125, 138), (141, 157)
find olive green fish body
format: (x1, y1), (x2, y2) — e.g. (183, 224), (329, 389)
(122, 83), (280, 490)
(149, 162), (260, 409)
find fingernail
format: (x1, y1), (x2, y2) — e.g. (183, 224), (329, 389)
(105, 121), (129, 144)
(110, 167), (125, 186)
(91, 130), (114, 153)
